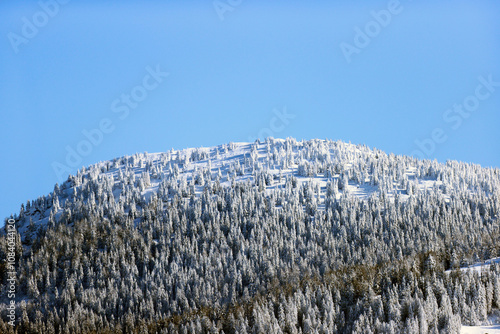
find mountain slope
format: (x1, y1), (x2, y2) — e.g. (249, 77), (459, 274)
(1, 138), (500, 333)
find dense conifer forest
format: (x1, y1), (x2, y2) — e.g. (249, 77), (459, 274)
(1, 138), (499, 333)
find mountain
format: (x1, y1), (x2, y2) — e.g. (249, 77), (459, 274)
(1, 138), (500, 333)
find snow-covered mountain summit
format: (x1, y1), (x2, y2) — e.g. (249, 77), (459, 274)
(12, 137), (498, 241)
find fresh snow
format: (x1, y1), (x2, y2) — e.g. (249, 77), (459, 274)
(101, 141), (444, 203)
(461, 324), (500, 334)
(446, 258), (500, 276)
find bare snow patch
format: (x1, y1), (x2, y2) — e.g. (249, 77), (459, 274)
(461, 324), (500, 334)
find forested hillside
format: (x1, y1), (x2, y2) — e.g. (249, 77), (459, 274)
(1, 138), (499, 333)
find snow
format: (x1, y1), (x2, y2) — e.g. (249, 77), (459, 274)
(446, 258), (500, 276)
(103, 140), (453, 216)
(462, 258), (500, 275)
(461, 324), (500, 334)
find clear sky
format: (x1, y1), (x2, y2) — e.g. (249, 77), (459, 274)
(1, 0), (499, 220)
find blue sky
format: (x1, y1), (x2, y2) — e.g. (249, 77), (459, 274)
(1, 0), (499, 220)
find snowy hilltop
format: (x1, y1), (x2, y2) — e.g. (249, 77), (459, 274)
(1, 138), (500, 333)
(13, 138), (491, 238)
